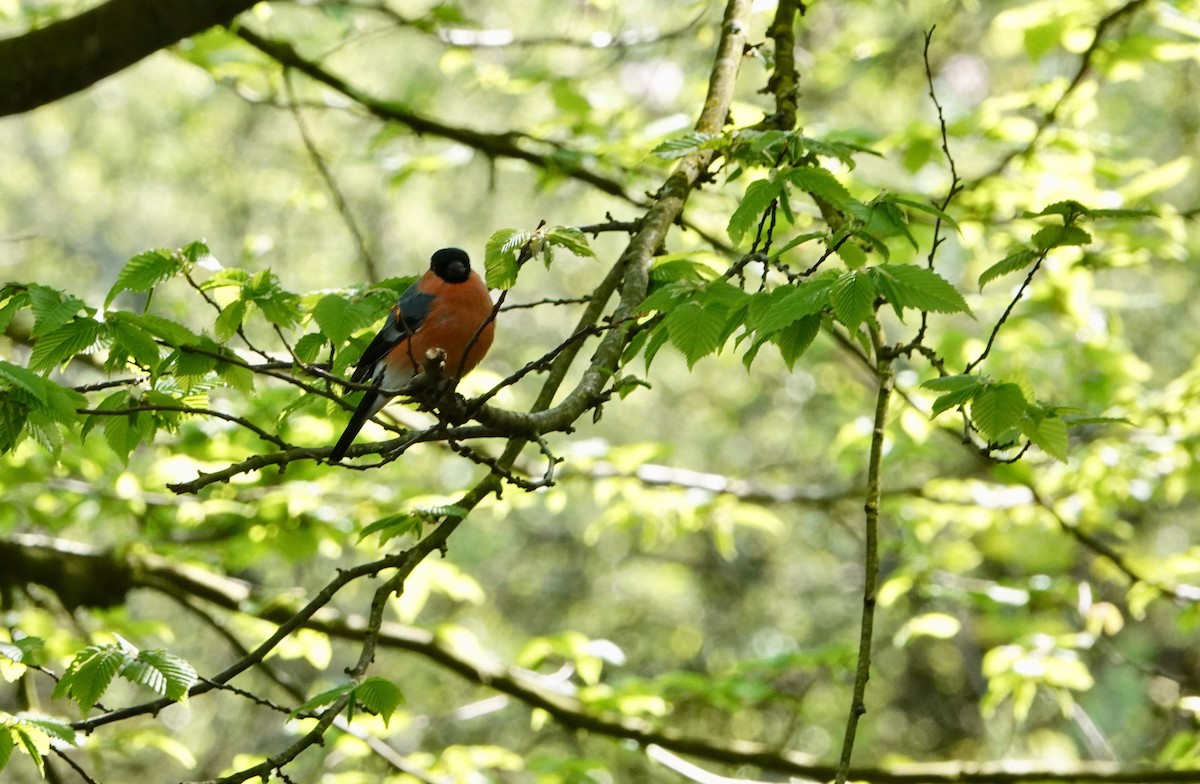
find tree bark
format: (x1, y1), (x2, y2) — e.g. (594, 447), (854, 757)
(0, 0), (258, 117)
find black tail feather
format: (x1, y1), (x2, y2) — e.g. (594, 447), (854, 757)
(330, 389), (379, 462)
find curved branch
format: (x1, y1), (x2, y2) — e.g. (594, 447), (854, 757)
(0, 0), (258, 116)
(233, 26), (635, 204)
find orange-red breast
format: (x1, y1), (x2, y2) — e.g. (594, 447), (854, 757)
(330, 248), (494, 461)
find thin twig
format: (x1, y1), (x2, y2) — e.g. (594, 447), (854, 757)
(284, 70), (381, 283)
(834, 326), (894, 784)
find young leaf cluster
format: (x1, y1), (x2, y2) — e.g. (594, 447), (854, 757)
(636, 263), (970, 371)
(53, 635), (198, 714)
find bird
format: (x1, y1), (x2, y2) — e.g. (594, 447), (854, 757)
(330, 247), (495, 462)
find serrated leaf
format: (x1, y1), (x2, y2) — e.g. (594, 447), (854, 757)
(20, 717), (75, 746)
(870, 264), (971, 317)
(665, 302), (729, 368)
(121, 650), (198, 702)
(788, 166), (858, 212)
(767, 231), (824, 260)
(880, 194), (960, 230)
(651, 132), (722, 159)
(1023, 200), (1089, 220)
(55, 644), (128, 713)
(727, 177), (783, 246)
(639, 279), (700, 315)
(642, 325), (671, 370)
(484, 228), (530, 289)
(865, 202), (917, 250)
(828, 271), (877, 329)
(773, 314), (821, 369)
(971, 383), (1029, 442)
(358, 512), (424, 545)
(0, 729), (11, 773)
(11, 723), (48, 774)
(290, 683), (355, 719)
(1020, 414), (1069, 461)
(1089, 207), (1155, 219)
(922, 374), (980, 392)
(750, 275), (834, 335)
(105, 250), (183, 307)
(293, 333), (328, 365)
(0, 396), (29, 455)
(1032, 225), (1092, 251)
(979, 248), (1038, 290)
(356, 677), (404, 726)
(546, 226), (595, 258)
(199, 268), (250, 291)
(28, 285), (88, 338)
(312, 294), (375, 347)
(213, 299), (248, 343)
(181, 240), (214, 265)
(112, 312), (202, 346)
(106, 320), (163, 371)
(28, 318), (104, 373)
(0, 361), (48, 405)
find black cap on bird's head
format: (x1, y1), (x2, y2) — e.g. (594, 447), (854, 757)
(430, 247), (472, 283)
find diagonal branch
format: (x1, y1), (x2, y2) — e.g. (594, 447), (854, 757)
(233, 26), (636, 204)
(0, 0), (258, 116)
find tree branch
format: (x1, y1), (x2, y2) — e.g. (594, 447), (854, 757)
(0, 0), (258, 116)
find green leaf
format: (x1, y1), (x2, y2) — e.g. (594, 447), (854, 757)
(828, 271), (877, 329)
(54, 644), (129, 713)
(359, 512), (425, 545)
(787, 166), (858, 212)
(773, 314), (821, 369)
(727, 177), (784, 246)
(0, 287), (30, 335)
(870, 264), (971, 317)
(767, 231), (825, 261)
(111, 311), (202, 346)
(836, 241), (868, 270)
(546, 226), (595, 258)
(0, 361), (48, 405)
(1020, 413), (1069, 462)
(20, 717), (75, 746)
(1032, 225), (1092, 251)
(979, 248), (1039, 290)
(924, 374), (983, 415)
(865, 201), (917, 250)
(971, 383), (1029, 442)
(27, 285), (88, 338)
(293, 333), (328, 365)
(1089, 207), (1156, 219)
(879, 194), (960, 230)
(105, 250), (183, 307)
(290, 683), (355, 720)
(11, 723), (47, 774)
(106, 320), (163, 371)
(356, 677), (404, 726)
(213, 299), (248, 343)
(312, 294), (376, 347)
(181, 240), (214, 265)
(665, 302), (730, 368)
(28, 318), (104, 373)
(651, 132), (723, 159)
(1023, 200), (1090, 220)
(121, 649), (198, 702)
(199, 268), (250, 291)
(0, 727), (11, 774)
(0, 395), (29, 455)
(749, 274), (835, 335)
(484, 228), (530, 289)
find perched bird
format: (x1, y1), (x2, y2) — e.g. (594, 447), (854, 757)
(330, 247), (495, 462)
